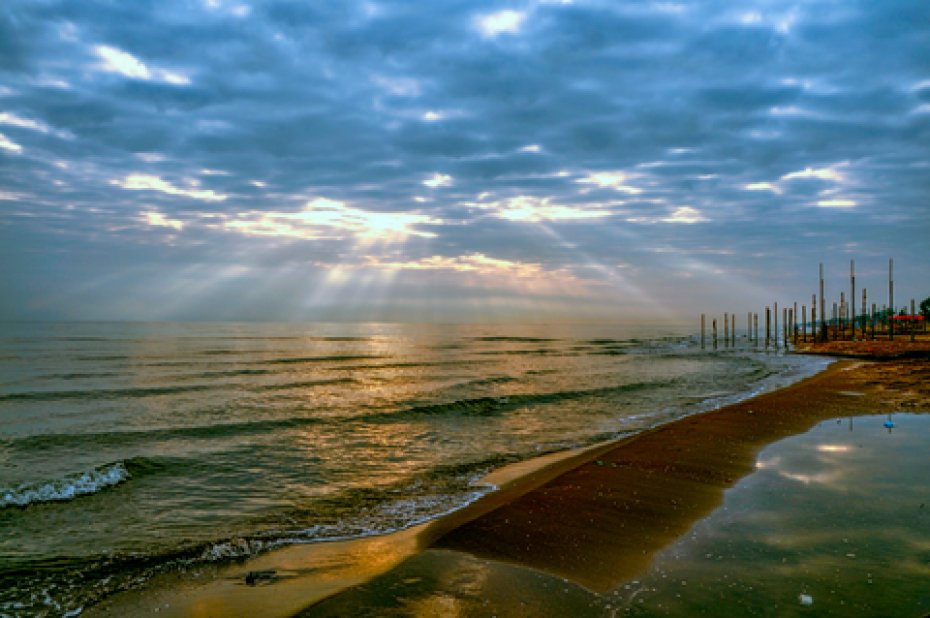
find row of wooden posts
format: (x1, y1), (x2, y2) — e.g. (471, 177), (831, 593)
(700, 258), (924, 350)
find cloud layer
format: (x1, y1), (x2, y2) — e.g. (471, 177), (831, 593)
(1, 0), (928, 321)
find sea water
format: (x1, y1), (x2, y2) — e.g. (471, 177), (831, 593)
(0, 321), (829, 616)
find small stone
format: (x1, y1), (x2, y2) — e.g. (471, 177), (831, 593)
(799, 593), (813, 606)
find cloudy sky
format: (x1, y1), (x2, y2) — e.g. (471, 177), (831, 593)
(1, 0), (928, 323)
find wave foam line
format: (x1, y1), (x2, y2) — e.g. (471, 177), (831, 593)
(1, 462), (130, 508)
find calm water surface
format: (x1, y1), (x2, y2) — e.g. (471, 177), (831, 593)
(0, 321), (828, 616)
(619, 412), (930, 616)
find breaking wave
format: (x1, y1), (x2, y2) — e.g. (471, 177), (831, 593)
(1, 462), (131, 509)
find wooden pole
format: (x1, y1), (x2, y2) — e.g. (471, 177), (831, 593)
(850, 260), (856, 341)
(731, 314), (736, 347)
(793, 301), (798, 340)
(840, 292), (846, 340)
(802, 304), (807, 342)
(819, 263), (826, 342)
(871, 302), (877, 340)
(724, 312), (729, 348)
(832, 302), (838, 341)
(701, 314), (705, 349)
(912, 299), (917, 342)
(765, 307), (771, 347)
(889, 258), (894, 340)
(772, 303), (778, 350)
(713, 318), (718, 350)
(748, 311), (753, 344)
(861, 287), (867, 340)
(783, 307), (788, 347)
(811, 293), (817, 344)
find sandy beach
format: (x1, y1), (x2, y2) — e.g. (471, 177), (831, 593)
(87, 355), (930, 617)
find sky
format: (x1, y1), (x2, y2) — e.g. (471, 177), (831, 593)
(1, 0), (928, 323)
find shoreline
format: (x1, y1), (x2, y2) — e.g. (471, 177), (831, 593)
(87, 356), (930, 617)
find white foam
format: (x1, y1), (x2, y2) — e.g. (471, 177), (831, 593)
(1, 462), (130, 508)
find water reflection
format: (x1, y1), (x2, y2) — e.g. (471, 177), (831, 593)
(621, 412), (930, 615)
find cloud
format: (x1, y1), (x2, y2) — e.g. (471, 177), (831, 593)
(364, 252), (588, 295)
(473, 194), (613, 222)
(0, 112), (73, 139)
(220, 198), (441, 241)
(0, 112), (47, 132)
(94, 45), (190, 85)
(144, 211), (184, 230)
(0, 132), (22, 153)
(1, 0), (929, 321)
(662, 206), (707, 224)
(422, 173), (453, 188)
(744, 182), (782, 194)
(112, 174), (227, 202)
(816, 199), (856, 208)
(576, 172), (643, 194)
(781, 165), (847, 183)
(475, 10), (527, 37)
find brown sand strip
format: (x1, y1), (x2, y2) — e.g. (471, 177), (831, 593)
(431, 358), (930, 592)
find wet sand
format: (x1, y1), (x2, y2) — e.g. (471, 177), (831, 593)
(88, 357), (930, 616)
(430, 357), (930, 592)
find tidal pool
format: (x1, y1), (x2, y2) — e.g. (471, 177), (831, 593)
(620, 412), (930, 616)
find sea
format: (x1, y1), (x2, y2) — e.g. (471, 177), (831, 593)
(0, 321), (831, 617)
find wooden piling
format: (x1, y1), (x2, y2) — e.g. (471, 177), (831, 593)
(840, 292), (846, 340)
(811, 294), (817, 344)
(861, 288), (867, 340)
(765, 307), (771, 347)
(850, 260), (856, 341)
(819, 263), (826, 342)
(753, 313), (759, 346)
(802, 304), (807, 342)
(832, 302), (838, 341)
(701, 314), (705, 349)
(889, 258), (894, 340)
(912, 299), (917, 342)
(783, 307), (788, 347)
(772, 303), (778, 350)
(712, 318), (718, 350)
(724, 312), (729, 348)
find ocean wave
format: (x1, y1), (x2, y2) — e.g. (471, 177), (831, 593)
(471, 336), (560, 342)
(1, 462), (130, 508)
(332, 358), (496, 372)
(360, 379), (676, 423)
(8, 416), (326, 451)
(0, 383), (220, 402)
(0, 373), (354, 400)
(262, 354), (388, 365)
(258, 377), (357, 391)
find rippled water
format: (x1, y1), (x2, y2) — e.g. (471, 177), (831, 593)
(0, 321), (829, 616)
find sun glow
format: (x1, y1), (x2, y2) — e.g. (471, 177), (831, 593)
(474, 195), (613, 222)
(576, 172), (643, 194)
(220, 198), (440, 241)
